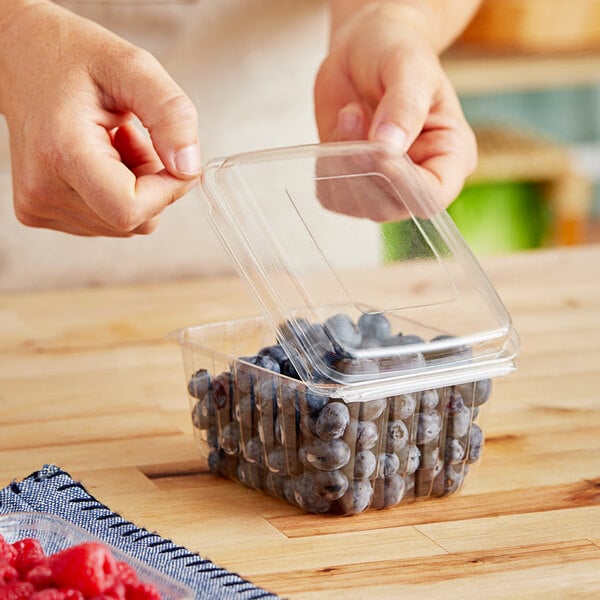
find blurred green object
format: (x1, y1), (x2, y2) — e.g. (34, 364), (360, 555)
(382, 181), (552, 259)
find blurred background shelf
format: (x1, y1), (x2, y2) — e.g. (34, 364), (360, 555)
(442, 50), (600, 95)
(440, 0), (600, 248)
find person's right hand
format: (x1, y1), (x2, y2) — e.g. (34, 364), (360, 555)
(0, 0), (201, 236)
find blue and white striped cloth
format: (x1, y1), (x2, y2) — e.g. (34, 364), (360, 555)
(0, 465), (279, 600)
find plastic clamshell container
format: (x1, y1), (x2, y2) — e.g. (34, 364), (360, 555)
(0, 512), (194, 600)
(174, 141), (520, 515)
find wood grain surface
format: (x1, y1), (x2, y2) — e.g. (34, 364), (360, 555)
(1, 245), (599, 598)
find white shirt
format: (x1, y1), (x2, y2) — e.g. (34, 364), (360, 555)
(0, 0), (329, 290)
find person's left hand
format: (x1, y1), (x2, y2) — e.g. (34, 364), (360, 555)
(314, 2), (477, 214)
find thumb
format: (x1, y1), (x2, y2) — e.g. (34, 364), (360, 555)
(103, 49), (201, 180)
(367, 51), (437, 153)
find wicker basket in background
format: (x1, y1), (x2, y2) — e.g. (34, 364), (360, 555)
(456, 0), (600, 53)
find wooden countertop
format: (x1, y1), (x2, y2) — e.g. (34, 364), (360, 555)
(1, 245), (600, 598)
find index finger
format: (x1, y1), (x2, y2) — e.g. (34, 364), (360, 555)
(59, 126), (198, 232)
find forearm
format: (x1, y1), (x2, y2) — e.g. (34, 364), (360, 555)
(328, 0), (482, 53)
(0, 0), (47, 113)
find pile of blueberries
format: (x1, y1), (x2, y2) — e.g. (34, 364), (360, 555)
(187, 313), (492, 516)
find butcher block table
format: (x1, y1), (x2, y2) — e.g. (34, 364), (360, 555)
(1, 245), (599, 598)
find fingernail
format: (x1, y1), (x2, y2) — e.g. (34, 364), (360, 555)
(373, 123), (407, 152)
(338, 106), (362, 138)
(175, 143), (201, 176)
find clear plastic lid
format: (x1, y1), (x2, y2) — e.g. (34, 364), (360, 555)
(197, 141), (519, 397)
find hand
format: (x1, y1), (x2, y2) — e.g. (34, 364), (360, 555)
(0, 1), (201, 236)
(314, 1), (477, 216)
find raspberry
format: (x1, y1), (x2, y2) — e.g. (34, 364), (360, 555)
(114, 564), (136, 589)
(12, 540), (46, 577)
(58, 590), (83, 600)
(48, 544), (117, 597)
(125, 583), (161, 600)
(29, 590), (63, 600)
(103, 580), (126, 600)
(1, 536), (160, 600)
(0, 581), (35, 600)
(0, 565), (18, 584)
(24, 565), (52, 590)
(0, 538), (17, 566)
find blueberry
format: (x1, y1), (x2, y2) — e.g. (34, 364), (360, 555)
(299, 392), (326, 438)
(467, 423), (484, 464)
(191, 400), (208, 430)
(378, 351), (425, 374)
(211, 372), (232, 410)
(244, 435), (264, 464)
(417, 410), (442, 445)
(337, 480), (373, 515)
(357, 313), (392, 342)
(280, 319), (335, 362)
(235, 394), (255, 427)
(444, 465), (464, 494)
(384, 333), (425, 347)
(302, 390), (330, 418)
(298, 445), (310, 468)
(236, 458), (262, 489)
(359, 398), (387, 421)
(258, 344), (288, 367)
(304, 322), (335, 355)
(426, 334), (473, 363)
(278, 317), (311, 343)
(447, 393), (471, 439)
(382, 333), (403, 347)
(333, 357), (379, 377)
(274, 412), (285, 445)
(264, 472), (286, 498)
(360, 336), (381, 349)
(324, 314), (362, 349)
(356, 420), (379, 450)
(386, 420), (409, 452)
(237, 355), (280, 394)
(207, 448), (220, 473)
(280, 358), (300, 379)
(220, 454), (240, 479)
(315, 402), (350, 441)
(390, 394), (417, 421)
(293, 473), (332, 514)
(405, 444), (421, 475)
(420, 389), (440, 411)
(283, 477), (297, 506)
(235, 360), (257, 395)
(378, 452), (400, 478)
(372, 473), (405, 509)
(256, 378), (278, 413)
(415, 469), (435, 497)
(419, 445), (440, 469)
(398, 334), (426, 345)
(256, 392), (277, 447)
(187, 368), (211, 400)
(445, 438), (466, 465)
(280, 380), (300, 405)
(456, 379), (492, 408)
(205, 426), (218, 449)
(303, 439), (351, 471)
(267, 446), (288, 475)
(314, 470), (349, 500)
(354, 449), (377, 479)
(219, 421), (240, 455)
